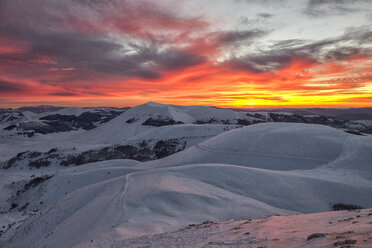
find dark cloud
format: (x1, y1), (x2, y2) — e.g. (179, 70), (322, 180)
(49, 92), (80, 96)
(343, 26), (372, 44)
(307, 0), (365, 6)
(257, 13), (273, 19)
(234, 0), (287, 6)
(304, 0), (366, 16)
(238, 15), (272, 28)
(325, 47), (361, 60)
(224, 26), (372, 73)
(0, 80), (28, 93)
(0, 0), (206, 85)
(155, 50), (206, 71)
(226, 53), (299, 73)
(270, 39), (308, 49)
(49, 90), (112, 96)
(213, 30), (267, 45)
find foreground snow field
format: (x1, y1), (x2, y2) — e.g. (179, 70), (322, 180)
(118, 209), (372, 248)
(1, 103), (372, 247)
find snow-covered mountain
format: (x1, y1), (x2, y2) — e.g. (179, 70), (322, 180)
(16, 105), (65, 113)
(0, 110), (38, 129)
(3, 107), (125, 136)
(0, 102), (251, 162)
(3, 102), (372, 142)
(247, 111), (372, 134)
(0, 102), (372, 248)
(72, 102), (254, 145)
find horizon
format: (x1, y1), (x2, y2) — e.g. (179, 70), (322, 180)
(3, 101), (372, 111)
(1, 0), (372, 108)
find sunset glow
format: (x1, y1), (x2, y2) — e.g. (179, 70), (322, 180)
(1, 0), (372, 108)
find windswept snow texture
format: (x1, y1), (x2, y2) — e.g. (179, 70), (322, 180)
(0, 103), (372, 248)
(143, 123), (355, 170)
(119, 209), (372, 248)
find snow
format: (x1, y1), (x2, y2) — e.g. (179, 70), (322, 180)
(0, 102), (372, 248)
(118, 209), (372, 248)
(0, 111), (38, 129)
(0, 130), (85, 161)
(122, 102), (195, 124)
(39, 107), (88, 117)
(69, 102), (254, 145)
(355, 119), (372, 125)
(3, 157), (371, 247)
(142, 123), (354, 170)
(128, 124), (239, 148)
(71, 102), (193, 145)
(181, 105), (255, 122)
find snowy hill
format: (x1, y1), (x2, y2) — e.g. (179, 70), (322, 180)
(72, 102), (193, 144)
(17, 105), (65, 113)
(1, 107), (125, 136)
(142, 123), (371, 171)
(73, 102), (254, 145)
(246, 111), (372, 134)
(2, 159), (371, 247)
(0, 103), (246, 161)
(0, 110), (38, 129)
(0, 103), (372, 248)
(180, 105), (258, 124)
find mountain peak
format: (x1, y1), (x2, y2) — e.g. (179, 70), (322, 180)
(142, 101), (167, 107)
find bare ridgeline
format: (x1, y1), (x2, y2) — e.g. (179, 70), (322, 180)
(1, 102), (372, 247)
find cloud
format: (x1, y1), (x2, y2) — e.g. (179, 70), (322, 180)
(304, 0), (366, 17)
(257, 13), (273, 19)
(213, 29), (267, 45)
(49, 92), (81, 96)
(0, 80), (29, 93)
(0, 0), (207, 86)
(224, 26), (372, 75)
(225, 54), (292, 73)
(325, 47), (361, 60)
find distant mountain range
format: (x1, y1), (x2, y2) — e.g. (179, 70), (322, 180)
(2, 103), (372, 138)
(233, 107), (372, 120)
(3, 104), (372, 119)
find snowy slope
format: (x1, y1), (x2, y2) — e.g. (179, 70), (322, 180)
(180, 105), (257, 124)
(38, 107), (125, 119)
(141, 123), (369, 171)
(121, 101), (196, 124)
(72, 102), (193, 145)
(128, 124), (239, 148)
(247, 111), (372, 134)
(39, 107), (91, 117)
(119, 209), (372, 248)
(0, 130), (84, 161)
(0, 110), (38, 129)
(3, 161), (371, 247)
(72, 102), (260, 145)
(1, 105), (372, 248)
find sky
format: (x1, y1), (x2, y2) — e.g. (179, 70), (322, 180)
(0, 0), (372, 108)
